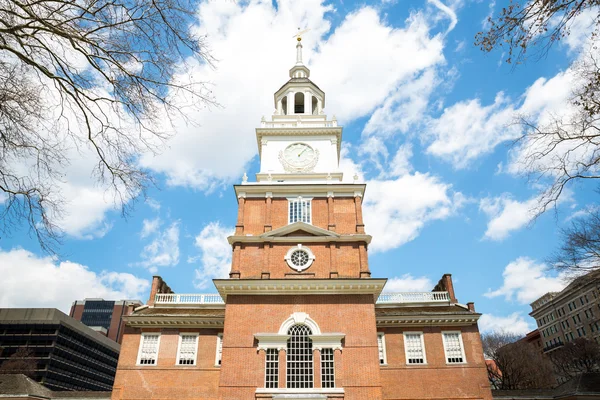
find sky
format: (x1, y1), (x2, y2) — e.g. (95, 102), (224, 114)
(1, 0), (596, 336)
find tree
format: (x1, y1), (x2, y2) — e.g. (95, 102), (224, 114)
(476, 1), (600, 215)
(0, 0), (215, 252)
(550, 209), (600, 276)
(482, 331), (555, 390)
(0, 347), (37, 377)
(548, 338), (600, 380)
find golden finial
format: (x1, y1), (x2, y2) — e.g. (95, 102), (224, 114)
(292, 28), (310, 42)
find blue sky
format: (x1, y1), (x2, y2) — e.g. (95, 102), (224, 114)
(1, 0), (596, 335)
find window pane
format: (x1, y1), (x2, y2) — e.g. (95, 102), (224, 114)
(139, 334), (159, 365)
(321, 348), (335, 388)
(405, 333), (425, 364)
(265, 349), (279, 388)
(377, 333), (386, 365)
(287, 325), (313, 388)
(177, 335), (197, 365)
(443, 332), (464, 364)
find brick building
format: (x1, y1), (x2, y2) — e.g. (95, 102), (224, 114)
(530, 271), (600, 353)
(69, 299), (142, 344)
(111, 37), (492, 400)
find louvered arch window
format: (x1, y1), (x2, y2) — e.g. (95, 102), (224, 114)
(287, 324), (313, 388)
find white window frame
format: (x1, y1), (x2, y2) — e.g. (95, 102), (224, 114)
(176, 333), (199, 366)
(403, 331), (427, 365)
(265, 348), (279, 389)
(288, 197), (312, 224)
(320, 348), (335, 388)
(136, 332), (161, 366)
(377, 332), (387, 366)
(215, 333), (223, 367)
(442, 331), (467, 364)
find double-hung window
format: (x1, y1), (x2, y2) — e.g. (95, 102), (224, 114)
(176, 334), (198, 365)
(288, 197), (312, 224)
(442, 331), (466, 364)
(404, 332), (426, 364)
(377, 332), (387, 365)
(321, 348), (335, 388)
(215, 333), (223, 366)
(265, 349), (279, 388)
(137, 333), (160, 365)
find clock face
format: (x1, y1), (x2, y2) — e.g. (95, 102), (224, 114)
(283, 143), (316, 167)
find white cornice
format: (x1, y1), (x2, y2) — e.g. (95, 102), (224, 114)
(256, 388), (344, 396)
(255, 172), (344, 182)
(256, 127), (342, 158)
(227, 234), (372, 245)
(376, 314), (480, 327)
(124, 316), (224, 328)
(234, 183), (366, 199)
(213, 278), (387, 300)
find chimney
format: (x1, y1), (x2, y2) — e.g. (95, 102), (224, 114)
(147, 276), (173, 306)
(433, 273), (458, 303)
(467, 302), (475, 312)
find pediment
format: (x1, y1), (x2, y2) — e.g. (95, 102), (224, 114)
(260, 222), (339, 238)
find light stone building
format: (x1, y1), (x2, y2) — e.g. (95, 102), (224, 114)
(110, 37), (492, 400)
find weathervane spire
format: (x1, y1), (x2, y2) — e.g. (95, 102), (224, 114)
(292, 27), (310, 65)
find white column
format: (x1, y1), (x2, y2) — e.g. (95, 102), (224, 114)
(317, 98), (323, 114)
(304, 91), (311, 115)
(287, 91), (294, 115)
(277, 99), (283, 115)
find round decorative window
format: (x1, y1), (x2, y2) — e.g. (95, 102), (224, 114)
(285, 245), (315, 272)
(290, 250), (310, 268)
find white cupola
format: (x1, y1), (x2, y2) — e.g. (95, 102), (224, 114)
(252, 34), (343, 184)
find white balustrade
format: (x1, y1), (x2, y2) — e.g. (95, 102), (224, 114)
(261, 121), (336, 129)
(154, 291), (449, 305)
(154, 293), (225, 305)
(376, 292), (450, 304)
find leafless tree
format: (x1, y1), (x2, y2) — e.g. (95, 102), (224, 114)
(476, 1), (600, 216)
(0, 0), (215, 252)
(482, 331), (555, 390)
(548, 338), (600, 380)
(0, 348), (37, 377)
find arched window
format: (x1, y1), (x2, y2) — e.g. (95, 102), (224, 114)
(287, 324), (313, 388)
(294, 92), (304, 114)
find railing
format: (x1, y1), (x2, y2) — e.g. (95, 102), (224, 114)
(154, 291), (450, 305)
(261, 120), (337, 128)
(376, 292), (450, 304)
(154, 293), (225, 305)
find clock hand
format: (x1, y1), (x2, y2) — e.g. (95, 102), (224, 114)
(298, 147), (308, 157)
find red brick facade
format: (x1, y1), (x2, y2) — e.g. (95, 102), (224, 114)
(111, 43), (492, 399)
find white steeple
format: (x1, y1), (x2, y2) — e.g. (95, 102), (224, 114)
(250, 35), (343, 184)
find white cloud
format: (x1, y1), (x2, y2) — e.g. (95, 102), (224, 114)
(479, 194), (538, 241)
(478, 312), (532, 335)
(136, 221), (180, 272)
(0, 248), (149, 313)
(138, 0), (446, 191)
(363, 172), (459, 252)
(140, 217), (161, 239)
(484, 257), (567, 304)
(191, 222), (234, 289)
(425, 93), (521, 169)
(389, 144), (414, 177)
(427, 0), (458, 33)
(385, 274), (433, 291)
(146, 198), (161, 211)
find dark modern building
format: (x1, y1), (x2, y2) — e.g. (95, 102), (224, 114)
(69, 299), (141, 344)
(0, 308), (120, 391)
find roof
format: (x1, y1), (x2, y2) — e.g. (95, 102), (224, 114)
(376, 305), (476, 315)
(0, 308), (120, 352)
(133, 308), (225, 317)
(0, 374), (110, 399)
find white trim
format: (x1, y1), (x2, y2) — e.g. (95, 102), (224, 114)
(256, 388), (344, 395)
(255, 333), (291, 352)
(176, 333), (199, 366)
(310, 334), (344, 351)
(278, 312), (321, 335)
(284, 244), (316, 272)
(214, 278), (387, 301)
(377, 332), (387, 366)
(403, 331), (427, 365)
(215, 333), (223, 367)
(442, 331), (467, 364)
(136, 332), (161, 366)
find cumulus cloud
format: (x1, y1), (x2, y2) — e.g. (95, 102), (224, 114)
(363, 172), (460, 252)
(385, 274), (433, 292)
(191, 222), (234, 289)
(478, 312), (532, 335)
(484, 257), (567, 304)
(0, 248), (149, 312)
(479, 194), (538, 241)
(136, 221), (180, 273)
